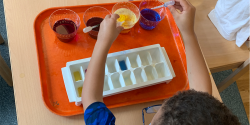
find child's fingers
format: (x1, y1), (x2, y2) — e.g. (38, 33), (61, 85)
(174, 0), (190, 10)
(116, 26), (124, 33)
(111, 14), (120, 20)
(174, 1), (181, 5)
(168, 5), (179, 16)
(105, 14), (111, 19)
(173, 5), (183, 12)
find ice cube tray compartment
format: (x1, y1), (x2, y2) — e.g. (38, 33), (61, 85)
(62, 44), (176, 105)
(111, 73), (125, 88)
(128, 54), (142, 68)
(139, 52), (152, 66)
(69, 64), (85, 82)
(133, 68), (147, 84)
(104, 76), (111, 91)
(122, 70), (136, 86)
(148, 48), (164, 63)
(105, 65), (109, 75)
(117, 56), (131, 71)
(105, 75), (115, 90)
(155, 62), (170, 78)
(107, 58), (120, 73)
(144, 66), (158, 81)
(75, 81), (83, 97)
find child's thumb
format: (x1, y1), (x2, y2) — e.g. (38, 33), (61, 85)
(167, 5), (178, 17)
(117, 26), (124, 33)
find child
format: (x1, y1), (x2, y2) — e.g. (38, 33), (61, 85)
(81, 0), (240, 124)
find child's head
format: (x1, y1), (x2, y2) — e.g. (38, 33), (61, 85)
(150, 90), (240, 125)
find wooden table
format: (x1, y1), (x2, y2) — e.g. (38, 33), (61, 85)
(3, 0), (245, 124)
(192, 0), (249, 73)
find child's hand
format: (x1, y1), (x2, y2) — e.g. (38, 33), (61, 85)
(97, 14), (124, 44)
(168, 0), (196, 34)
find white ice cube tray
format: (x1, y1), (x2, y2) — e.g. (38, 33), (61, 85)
(61, 44), (175, 105)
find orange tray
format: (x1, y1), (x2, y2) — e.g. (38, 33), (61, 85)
(34, 1), (189, 116)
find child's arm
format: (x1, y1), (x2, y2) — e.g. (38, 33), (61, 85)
(168, 0), (212, 94)
(81, 14), (123, 110)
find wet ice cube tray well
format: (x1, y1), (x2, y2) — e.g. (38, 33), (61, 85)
(61, 44), (175, 105)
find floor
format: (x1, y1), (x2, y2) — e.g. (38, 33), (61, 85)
(235, 69), (249, 122)
(212, 70), (249, 125)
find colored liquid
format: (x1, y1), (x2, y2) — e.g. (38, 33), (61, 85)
(53, 19), (77, 42)
(114, 8), (137, 30)
(78, 87), (82, 97)
(139, 9), (161, 30)
(73, 71), (82, 81)
(119, 60), (127, 71)
(86, 17), (103, 39)
(124, 77), (133, 86)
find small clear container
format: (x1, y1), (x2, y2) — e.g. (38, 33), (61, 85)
(139, 0), (166, 30)
(49, 9), (81, 42)
(83, 6), (111, 39)
(112, 2), (140, 33)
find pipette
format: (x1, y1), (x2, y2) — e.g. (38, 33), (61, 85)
(83, 21), (127, 33)
(83, 24), (100, 33)
(151, 0), (175, 9)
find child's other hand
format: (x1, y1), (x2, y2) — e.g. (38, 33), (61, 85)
(97, 14), (124, 44)
(168, 0), (195, 34)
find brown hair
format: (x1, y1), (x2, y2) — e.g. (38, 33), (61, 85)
(157, 90), (240, 125)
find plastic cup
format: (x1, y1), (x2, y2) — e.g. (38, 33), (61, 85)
(49, 9), (81, 42)
(139, 0), (166, 30)
(83, 6), (111, 39)
(112, 2), (140, 33)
